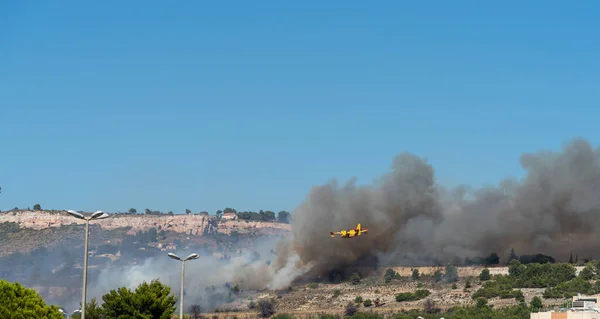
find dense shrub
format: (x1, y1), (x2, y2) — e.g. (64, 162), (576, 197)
(347, 312), (382, 319)
(383, 268), (401, 283)
(344, 302), (357, 316)
(472, 260), (585, 301)
(543, 277), (600, 298)
(257, 299), (276, 318)
(579, 261), (600, 280)
(510, 262), (576, 287)
(445, 265), (458, 282)
(395, 289), (430, 302)
(479, 268), (491, 281)
(472, 276), (522, 300)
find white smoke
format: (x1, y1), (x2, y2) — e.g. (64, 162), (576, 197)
(78, 234), (307, 312)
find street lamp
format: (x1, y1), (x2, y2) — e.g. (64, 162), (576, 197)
(67, 210), (109, 319)
(58, 308), (81, 319)
(168, 252), (200, 319)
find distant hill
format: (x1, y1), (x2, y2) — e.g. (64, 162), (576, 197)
(0, 209), (291, 232)
(0, 210), (291, 256)
(0, 210), (291, 309)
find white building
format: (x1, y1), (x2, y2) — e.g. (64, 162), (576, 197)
(531, 294), (600, 319)
(221, 212), (237, 220)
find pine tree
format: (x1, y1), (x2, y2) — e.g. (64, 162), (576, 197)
(569, 251), (574, 264)
(508, 248), (518, 264)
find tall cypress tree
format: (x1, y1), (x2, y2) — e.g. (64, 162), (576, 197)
(508, 248), (518, 264)
(569, 251), (574, 264)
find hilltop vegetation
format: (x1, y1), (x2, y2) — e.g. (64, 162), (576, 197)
(0, 279), (63, 319)
(1, 205), (291, 223)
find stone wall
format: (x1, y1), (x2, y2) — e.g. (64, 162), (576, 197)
(0, 211), (291, 236)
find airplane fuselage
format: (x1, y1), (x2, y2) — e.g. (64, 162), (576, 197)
(330, 223), (368, 238)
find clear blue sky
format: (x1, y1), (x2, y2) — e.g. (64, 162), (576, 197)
(1, 1), (599, 214)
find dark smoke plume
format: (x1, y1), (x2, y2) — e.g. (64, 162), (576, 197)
(266, 138), (600, 284)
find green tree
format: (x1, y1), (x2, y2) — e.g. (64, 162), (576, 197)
(71, 297), (103, 319)
(484, 252), (500, 265)
(411, 268), (419, 280)
(579, 263), (597, 280)
(384, 268), (399, 283)
(349, 272), (361, 285)
(277, 211), (291, 223)
(508, 248), (518, 263)
(189, 304), (202, 319)
(185, 209), (191, 215)
(33, 204), (41, 210)
(0, 279), (63, 319)
(445, 265), (458, 282)
(480, 268), (491, 281)
(508, 259), (525, 277)
(101, 279), (176, 319)
(530, 296), (543, 312)
(433, 269), (442, 282)
(223, 207), (237, 214)
(129, 208), (137, 214)
(476, 297), (488, 308)
(569, 251), (574, 264)
(259, 210), (276, 221)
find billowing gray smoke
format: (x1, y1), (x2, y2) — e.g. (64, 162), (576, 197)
(49, 138), (600, 310)
(279, 138), (600, 276)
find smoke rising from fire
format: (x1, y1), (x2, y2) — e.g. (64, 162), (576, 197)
(267, 138), (600, 281)
(39, 138), (600, 310)
(100, 137), (600, 298)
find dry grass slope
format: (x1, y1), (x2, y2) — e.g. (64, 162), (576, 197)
(200, 265), (580, 319)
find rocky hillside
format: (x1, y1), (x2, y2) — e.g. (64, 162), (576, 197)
(206, 264), (589, 318)
(0, 210), (291, 236)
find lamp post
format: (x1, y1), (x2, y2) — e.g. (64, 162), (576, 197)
(168, 252), (200, 319)
(58, 309), (81, 319)
(67, 210), (109, 319)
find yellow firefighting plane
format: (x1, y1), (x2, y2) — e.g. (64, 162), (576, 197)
(330, 223), (368, 238)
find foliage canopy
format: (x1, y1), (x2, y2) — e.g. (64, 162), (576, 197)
(0, 279), (63, 319)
